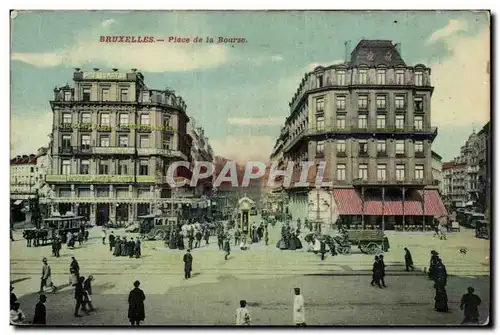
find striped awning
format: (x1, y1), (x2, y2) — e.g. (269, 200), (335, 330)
(384, 196), (403, 215)
(420, 190), (448, 217)
(332, 189), (362, 215)
(364, 196), (383, 215)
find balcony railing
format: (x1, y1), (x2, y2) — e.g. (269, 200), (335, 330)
(93, 146), (136, 155)
(352, 177), (427, 186)
(46, 174), (156, 183)
(58, 146), (73, 155)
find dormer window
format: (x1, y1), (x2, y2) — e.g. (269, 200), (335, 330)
(142, 91), (149, 103)
(376, 69), (386, 85)
(414, 71), (423, 86)
(337, 71), (346, 86)
(64, 91), (72, 101)
(316, 74), (324, 88)
(358, 69), (367, 84)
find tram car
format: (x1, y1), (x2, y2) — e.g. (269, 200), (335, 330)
(138, 214), (179, 240)
(24, 214), (86, 245)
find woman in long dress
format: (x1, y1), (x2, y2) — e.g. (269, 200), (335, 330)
(113, 237), (122, 256)
(434, 283), (449, 312)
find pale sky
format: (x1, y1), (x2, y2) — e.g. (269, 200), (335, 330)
(10, 11), (490, 163)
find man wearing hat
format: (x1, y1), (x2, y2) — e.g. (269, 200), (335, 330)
(183, 249), (193, 279)
(32, 294), (47, 325)
(40, 258), (57, 293)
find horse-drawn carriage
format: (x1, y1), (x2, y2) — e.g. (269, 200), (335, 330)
(23, 214), (86, 246)
(306, 229), (390, 255)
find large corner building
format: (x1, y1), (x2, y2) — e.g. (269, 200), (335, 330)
(45, 69), (199, 225)
(270, 40), (447, 230)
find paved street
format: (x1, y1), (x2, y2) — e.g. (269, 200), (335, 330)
(10, 224), (490, 325)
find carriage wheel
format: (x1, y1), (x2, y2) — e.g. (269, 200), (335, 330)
(147, 231), (156, 240)
(366, 242), (380, 255)
(340, 246), (351, 255)
(155, 229), (166, 241)
(359, 244), (368, 254)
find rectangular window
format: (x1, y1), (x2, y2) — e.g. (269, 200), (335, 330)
(396, 140), (405, 155)
(377, 164), (387, 181)
(101, 88), (110, 101)
(119, 135), (129, 147)
(316, 115), (324, 130)
(316, 141), (325, 155)
(120, 88), (128, 102)
(358, 95), (368, 109)
(82, 88), (91, 102)
(358, 164), (368, 181)
(100, 135), (110, 147)
(414, 140), (424, 153)
(376, 115), (386, 129)
(81, 134), (91, 149)
(396, 115), (405, 129)
(119, 113), (129, 125)
(377, 140), (386, 153)
(118, 160), (128, 175)
(376, 95), (386, 109)
(396, 164), (405, 181)
(337, 71), (346, 86)
(316, 97), (324, 113)
(358, 69), (367, 84)
(139, 135), (149, 148)
(358, 114), (367, 129)
(414, 72), (423, 86)
(359, 140), (368, 155)
(336, 115), (346, 129)
(139, 160), (149, 176)
(163, 137), (171, 150)
(64, 91), (72, 101)
(80, 160), (90, 175)
(336, 140), (346, 153)
(81, 113), (91, 124)
(61, 160), (71, 175)
(140, 114), (150, 125)
(62, 135), (72, 148)
(99, 161), (109, 175)
(142, 91), (149, 103)
(395, 96), (405, 109)
(396, 70), (405, 85)
(415, 165), (424, 180)
(376, 69), (386, 85)
(316, 74), (324, 88)
(336, 96), (346, 110)
(414, 116), (424, 130)
(337, 164), (346, 181)
(62, 113), (72, 124)
(100, 113), (110, 126)
(163, 117), (170, 129)
(414, 97), (424, 112)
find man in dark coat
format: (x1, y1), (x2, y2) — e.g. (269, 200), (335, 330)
(114, 237), (122, 256)
(434, 282), (449, 312)
(55, 237), (61, 258)
(109, 231), (115, 252)
(32, 294), (47, 325)
(74, 276), (88, 317)
(404, 247), (415, 271)
(128, 280), (146, 326)
(70, 257), (80, 283)
(204, 228), (210, 245)
(224, 236), (231, 260)
(128, 238), (135, 258)
(460, 287), (481, 324)
(183, 249), (193, 279)
(134, 237), (141, 258)
(371, 256), (383, 288)
(121, 237), (128, 256)
(195, 230), (202, 248)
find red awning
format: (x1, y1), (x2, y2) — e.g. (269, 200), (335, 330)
(364, 196), (383, 215)
(403, 200), (422, 216)
(332, 189), (362, 215)
(420, 190), (448, 217)
(384, 195), (403, 215)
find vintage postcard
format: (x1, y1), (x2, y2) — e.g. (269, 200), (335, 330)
(9, 10), (491, 326)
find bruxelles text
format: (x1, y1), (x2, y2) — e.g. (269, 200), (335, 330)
(168, 161), (331, 189)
